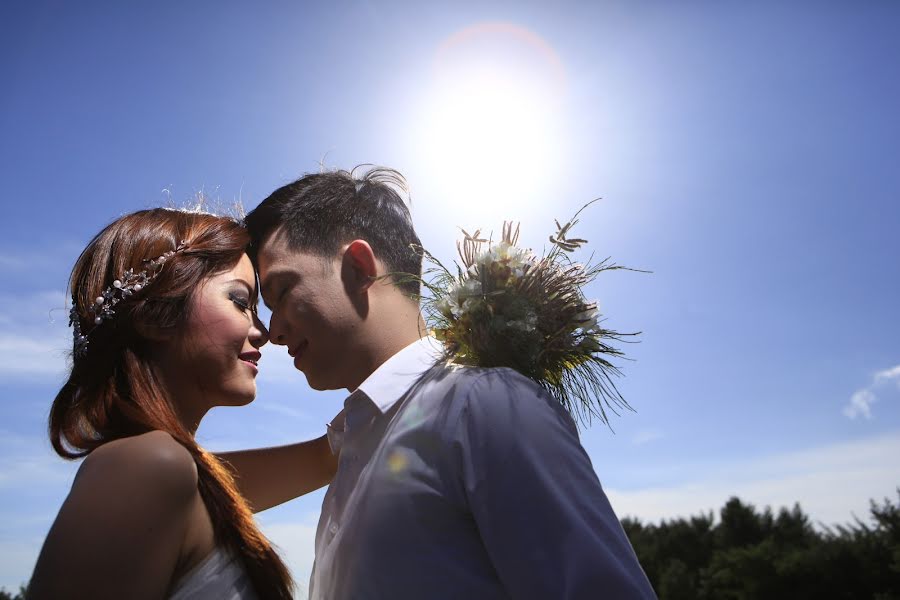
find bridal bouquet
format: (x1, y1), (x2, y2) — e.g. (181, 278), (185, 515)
(415, 201), (642, 427)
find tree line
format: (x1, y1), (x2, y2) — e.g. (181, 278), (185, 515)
(623, 492), (900, 599)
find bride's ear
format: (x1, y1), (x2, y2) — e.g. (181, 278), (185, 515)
(342, 239), (378, 293)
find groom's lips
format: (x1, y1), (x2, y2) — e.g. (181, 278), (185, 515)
(289, 340), (308, 362)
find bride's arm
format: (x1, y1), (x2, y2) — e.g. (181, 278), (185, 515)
(29, 431), (196, 600)
(215, 410), (343, 512)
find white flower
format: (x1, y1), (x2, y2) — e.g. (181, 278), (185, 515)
(439, 278), (484, 318)
(506, 312), (538, 332)
(461, 279), (483, 295)
(475, 242), (534, 275)
(436, 295), (459, 318)
(574, 304), (600, 333)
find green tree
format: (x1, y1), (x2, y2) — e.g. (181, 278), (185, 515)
(0, 583), (27, 600)
(716, 497), (768, 549)
(624, 491), (900, 600)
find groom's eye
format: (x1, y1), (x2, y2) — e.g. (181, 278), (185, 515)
(261, 274), (292, 310)
(267, 286), (286, 310)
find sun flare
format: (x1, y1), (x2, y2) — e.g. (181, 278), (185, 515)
(413, 23), (568, 221)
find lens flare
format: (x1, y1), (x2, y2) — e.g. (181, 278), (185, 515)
(413, 23), (568, 221)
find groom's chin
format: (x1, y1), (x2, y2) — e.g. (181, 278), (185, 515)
(301, 371), (338, 392)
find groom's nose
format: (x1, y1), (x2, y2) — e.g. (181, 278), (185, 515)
(268, 311), (288, 346)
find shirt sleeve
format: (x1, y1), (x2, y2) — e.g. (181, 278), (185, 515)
(453, 368), (657, 600)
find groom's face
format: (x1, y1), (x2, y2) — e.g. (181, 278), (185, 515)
(256, 229), (362, 391)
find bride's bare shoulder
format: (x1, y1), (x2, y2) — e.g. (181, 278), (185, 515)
(75, 430), (198, 500)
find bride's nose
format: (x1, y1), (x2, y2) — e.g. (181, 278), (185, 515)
(250, 313), (269, 347)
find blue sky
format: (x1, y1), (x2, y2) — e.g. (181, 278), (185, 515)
(2, 0), (899, 594)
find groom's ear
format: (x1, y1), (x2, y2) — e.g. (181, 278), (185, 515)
(342, 239), (378, 293)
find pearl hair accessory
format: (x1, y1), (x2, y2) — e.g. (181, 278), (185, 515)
(69, 241), (188, 358)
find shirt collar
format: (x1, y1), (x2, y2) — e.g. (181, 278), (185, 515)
(349, 336), (442, 414)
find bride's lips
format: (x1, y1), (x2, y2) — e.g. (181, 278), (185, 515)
(239, 351), (261, 373)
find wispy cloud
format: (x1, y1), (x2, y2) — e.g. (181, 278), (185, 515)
(606, 432), (900, 527)
(874, 364), (900, 387)
(0, 335), (69, 378)
(257, 346), (305, 384)
(0, 434), (80, 591)
(632, 429), (663, 445)
(0, 290), (70, 326)
(843, 363), (900, 420)
(0, 432), (77, 490)
(258, 513), (320, 597)
(844, 389), (876, 419)
(0, 242), (85, 274)
(255, 401), (313, 420)
(0, 290), (71, 379)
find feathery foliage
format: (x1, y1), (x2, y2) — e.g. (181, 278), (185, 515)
(411, 200), (644, 427)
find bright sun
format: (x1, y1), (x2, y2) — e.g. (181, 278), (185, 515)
(413, 23), (568, 222)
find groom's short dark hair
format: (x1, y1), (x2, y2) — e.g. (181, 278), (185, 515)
(245, 166), (423, 297)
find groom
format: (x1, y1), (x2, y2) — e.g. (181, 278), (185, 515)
(239, 166), (655, 599)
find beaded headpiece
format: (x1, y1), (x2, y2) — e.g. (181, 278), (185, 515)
(69, 242), (188, 358)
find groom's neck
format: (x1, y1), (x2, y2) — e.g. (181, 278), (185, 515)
(345, 300), (426, 392)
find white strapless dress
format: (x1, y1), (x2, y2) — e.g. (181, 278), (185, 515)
(168, 547), (258, 599)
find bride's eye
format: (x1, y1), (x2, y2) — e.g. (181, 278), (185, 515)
(229, 293), (253, 313)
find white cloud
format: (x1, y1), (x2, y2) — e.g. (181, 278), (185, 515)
(606, 432), (900, 527)
(255, 401), (313, 421)
(258, 514), (319, 598)
(0, 434), (79, 589)
(632, 429), (663, 445)
(843, 363), (900, 420)
(0, 241), (84, 271)
(0, 432), (78, 490)
(0, 290), (71, 378)
(0, 452), (75, 490)
(0, 335), (69, 378)
(874, 364), (900, 387)
(843, 389), (876, 420)
(257, 346), (306, 384)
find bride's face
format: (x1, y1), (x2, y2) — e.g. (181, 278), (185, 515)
(161, 254), (269, 415)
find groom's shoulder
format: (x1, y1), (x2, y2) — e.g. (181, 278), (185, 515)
(407, 366), (581, 458)
(436, 364), (545, 394)
(426, 364), (562, 415)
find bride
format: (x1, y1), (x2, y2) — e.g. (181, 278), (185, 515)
(29, 208), (337, 599)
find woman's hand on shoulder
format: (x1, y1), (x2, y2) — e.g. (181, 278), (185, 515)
(29, 431), (199, 600)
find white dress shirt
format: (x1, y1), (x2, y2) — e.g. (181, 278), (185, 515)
(309, 336), (656, 599)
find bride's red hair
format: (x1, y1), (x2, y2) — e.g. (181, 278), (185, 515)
(51, 208), (293, 599)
